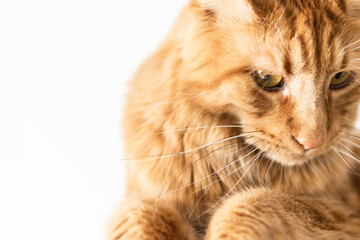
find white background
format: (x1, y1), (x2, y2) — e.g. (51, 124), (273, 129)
(0, 0), (186, 239)
(1, 1), (360, 240)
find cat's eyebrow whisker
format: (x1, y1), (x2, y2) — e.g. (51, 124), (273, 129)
(118, 131), (260, 162)
(348, 67), (360, 82)
(349, 71), (360, 81)
(349, 67), (360, 81)
(165, 142), (260, 196)
(344, 38), (360, 50)
(344, 45), (360, 54)
(273, 8), (287, 49)
(123, 125), (248, 139)
(274, 23), (288, 52)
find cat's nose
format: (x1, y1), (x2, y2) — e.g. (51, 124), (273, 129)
(295, 137), (325, 150)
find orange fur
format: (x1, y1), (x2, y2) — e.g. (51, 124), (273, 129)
(108, 0), (360, 239)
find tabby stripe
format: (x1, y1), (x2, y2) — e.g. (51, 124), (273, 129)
(233, 222), (262, 237)
(283, 52), (293, 75)
(293, 0), (305, 11)
(334, 0), (347, 13)
(298, 34), (311, 72)
(327, 31), (337, 67)
(312, 11), (324, 74)
(324, 6), (344, 24)
(283, 7), (298, 39)
(341, 54), (349, 69)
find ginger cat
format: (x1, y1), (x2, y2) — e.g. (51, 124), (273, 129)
(108, 0), (360, 239)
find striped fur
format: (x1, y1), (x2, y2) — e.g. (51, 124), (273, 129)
(108, 0), (360, 239)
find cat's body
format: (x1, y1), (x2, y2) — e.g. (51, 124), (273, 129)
(109, 1), (360, 239)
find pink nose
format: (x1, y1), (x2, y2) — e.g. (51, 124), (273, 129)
(296, 137), (325, 150)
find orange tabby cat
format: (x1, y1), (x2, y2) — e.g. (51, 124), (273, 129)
(108, 0), (360, 239)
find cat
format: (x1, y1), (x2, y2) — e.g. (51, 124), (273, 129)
(108, 0), (360, 239)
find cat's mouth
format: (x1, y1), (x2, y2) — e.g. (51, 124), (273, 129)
(246, 135), (338, 166)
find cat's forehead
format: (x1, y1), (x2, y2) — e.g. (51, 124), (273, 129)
(249, 1), (351, 76)
(214, 0), (359, 76)
(251, 0), (348, 38)
(249, 0), (347, 18)
(243, 30), (346, 77)
(260, 1), (348, 31)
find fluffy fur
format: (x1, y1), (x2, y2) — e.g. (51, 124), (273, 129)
(108, 0), (360, 239)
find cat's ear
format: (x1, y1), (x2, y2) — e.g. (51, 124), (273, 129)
(197, 0), (256, 23)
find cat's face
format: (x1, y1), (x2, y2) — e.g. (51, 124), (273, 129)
(184, 0), (360, 165)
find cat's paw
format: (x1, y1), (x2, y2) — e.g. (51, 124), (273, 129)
(205, 214), (267, 240)
(206, 227), (263, 240)
(107, 199), (197, 240)
(205, 189), (286, 240)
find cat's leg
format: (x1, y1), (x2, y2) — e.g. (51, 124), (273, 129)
(107, 198), (198, 240)
(205, 188), (360, 240)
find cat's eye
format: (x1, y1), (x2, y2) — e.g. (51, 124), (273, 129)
(330, 71), (352, 89)
(254, 70), (284, 90)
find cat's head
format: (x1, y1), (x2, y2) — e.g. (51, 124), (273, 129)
(180, 0), (360, 165)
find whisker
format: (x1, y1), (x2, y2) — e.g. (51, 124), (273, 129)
(343, 126), (360, 131)
(163, 126), (217, 186)
(331, 147), (359, 176)
(328, 151), (354, 174)
(265, 147), (279, 182)
(192, 144), (263, 194)
(164, 135), (191, 186)
(188, 148), (263, 226)
(198, 144), (270, 219)
(162, 140), (246, 198)
(344, 45), (360, 53)
(339, 132), (360, 141)
(334, 145), (360, 164)
(165, 141), (260, 196)
(341, 137), (360, 149)
(339, 140), (360, 158)
(123, 125), (247, 139)
(118, 131), (260, 162)
(344, 39), (360, 50)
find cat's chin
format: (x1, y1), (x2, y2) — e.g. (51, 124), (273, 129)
(270, 156), (309, 166)
(265, 150), (329, 166)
